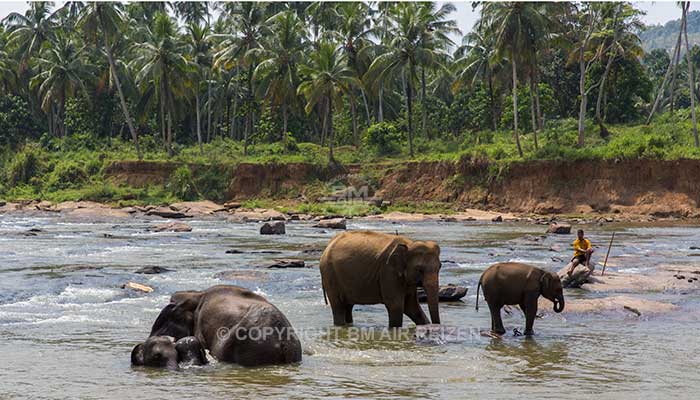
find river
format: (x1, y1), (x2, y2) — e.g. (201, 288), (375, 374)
(0, 214), (698, 399)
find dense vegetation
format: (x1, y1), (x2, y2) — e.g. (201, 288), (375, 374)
(2, 1), (700, 204)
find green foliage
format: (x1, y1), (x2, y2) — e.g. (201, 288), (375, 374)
(363, 122), (404, 155)
(0, 95), (41, 147)
(5, 144), (45, 187)
(168, 165), (197, 201)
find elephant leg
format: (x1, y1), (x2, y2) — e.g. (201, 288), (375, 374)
(522, 295), (539, 336)
(403, 291), (429, 325)
(344, 304), (354, 325)
(385, 302), (404, 328)
(488, 301), (505, 335)
(331, 302), (348, 326)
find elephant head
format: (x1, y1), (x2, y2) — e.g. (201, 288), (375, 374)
(540, 271), (565, 313)
(131, 336), (207, 369)
(148, 290), (203, 339)
(388, 240), (442, 324)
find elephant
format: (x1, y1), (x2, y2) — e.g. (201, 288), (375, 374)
(476, 262), (565, 336)
(131, 335), (207, 369)
(131, 285), (302, 367)
(319, 230), (442, 328)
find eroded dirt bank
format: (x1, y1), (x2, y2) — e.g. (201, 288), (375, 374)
(104, 159), (700, 217)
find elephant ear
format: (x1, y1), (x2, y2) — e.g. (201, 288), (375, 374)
(131, 343), (145, 366)
(540, 271), (553, 293)
(386, 243), (408, 279)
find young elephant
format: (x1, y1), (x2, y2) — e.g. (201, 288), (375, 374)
(132, 285), (302, 367)
(131, 335), (207, 369)
(476, 262), (565, 336)
(320, 231), (442, 328)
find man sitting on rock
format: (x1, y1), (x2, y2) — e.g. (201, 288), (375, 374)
(567, 229), (594, 277)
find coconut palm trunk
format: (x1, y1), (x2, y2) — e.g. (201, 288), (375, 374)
(195, 82), (202, 154)
(327, 91), (335, 163)
(103, 34), (141, 160)
(577, 45), (587, 147)
(421, 67), (427, 139)
(682, 3), (699, 147)
(529, 78), (538, 149)
(512, 56), (523, 157)
(595, 48), (616, 124)
(406, 68), (415, 158)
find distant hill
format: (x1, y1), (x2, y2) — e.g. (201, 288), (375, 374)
(641, 10), (700, 53)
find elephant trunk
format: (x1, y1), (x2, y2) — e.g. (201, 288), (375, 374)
(423, 273), (440, 324)
(553, 295), (565, 313)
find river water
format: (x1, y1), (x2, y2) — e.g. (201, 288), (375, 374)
(0, 213), (698, 399)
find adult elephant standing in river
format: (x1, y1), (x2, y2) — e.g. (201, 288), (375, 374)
(320, 231), (442, 327)
(132, 285), (302, 367)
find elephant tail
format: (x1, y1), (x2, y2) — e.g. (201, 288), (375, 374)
(322, 282), (328, 305)
(475, 280), (481, 311)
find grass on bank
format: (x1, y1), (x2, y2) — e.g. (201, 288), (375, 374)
(2, 114), (700, 206)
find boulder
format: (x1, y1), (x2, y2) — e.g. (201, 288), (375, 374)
(150, 221), (192, 232)
(558, 262), (595, 288)
(230, 208), (287, 222)
(223, 201), (242, 210)
(491, 215), (503, 222)
(260, 221), (286, 235)
(170, 200), (225, 216)
(216, 270), (269, 281)
(146, 206), (190, 219)
(417, 284), (468, 302)
(547, 223), (571, 234)
(314, 218), (347, 230)
(135, 266), (172, 274)
(260, 259), (306, 269)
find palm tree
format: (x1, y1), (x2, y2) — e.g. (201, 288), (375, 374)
(298, 41), (358, 164)
(184, 23), (211, 154)
(131, 12), (190, 157)
(481, 2), (551, 156)
(681, 2), (699, 147)
(569, 3), (605, 147)
(253, 10), (306, 140)
(3, 2), (58, 70)
(332, 2), (373, 142)
(174, 1), (209, 26)
(366, 3), (438, 157)
(30, 33), (94, 137)
(594, 2), (644, 126)
(0, 27), (18, 92)
(416, 2), (460, 139)
(78, 1), (142, 159)
(213, 2), (269, 155)
(453, 27), (500, 130)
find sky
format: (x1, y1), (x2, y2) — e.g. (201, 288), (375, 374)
(0, 1), (696, 37)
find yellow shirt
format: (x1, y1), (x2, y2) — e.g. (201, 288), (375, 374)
(573, 238), (591, 257)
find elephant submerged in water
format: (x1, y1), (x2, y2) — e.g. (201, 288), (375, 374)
(476, 262), (565, 336)
(131, 285), (302, 368)
(320, 231), (442, 328)
(131, 335), (207, 369)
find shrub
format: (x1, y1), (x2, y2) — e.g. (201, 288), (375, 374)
(6, 144), (44, 187)
(168, 165), (197, 200)
(363, 122), (403, 155)
(46, 160), (89, 190)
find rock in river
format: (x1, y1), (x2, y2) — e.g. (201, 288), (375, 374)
(260, 259), (306, 269)
(135, 266), (172, 274)
(260, 221), (286, 235)
(417, 284), (468, 302)
(146, 206), (191, 219)
(547, 223), (571, 234)
(150, 221), (192, 232)
(314, 218), (346, 230)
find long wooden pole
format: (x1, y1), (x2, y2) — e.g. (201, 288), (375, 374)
(601, 232), (615, 276)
